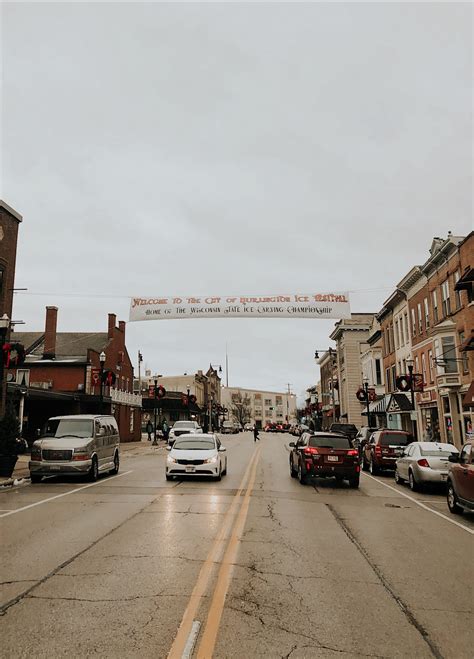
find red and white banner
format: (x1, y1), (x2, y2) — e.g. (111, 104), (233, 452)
(129, 293), (351, 322)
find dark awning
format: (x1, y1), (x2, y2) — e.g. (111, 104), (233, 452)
(462, 381), (474, 408)
(362, 396), (387, 415)
(454, 267), (474, 291)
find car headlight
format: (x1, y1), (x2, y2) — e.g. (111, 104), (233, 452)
(204, 455), (218, 464)
(167, 455), (177, 463)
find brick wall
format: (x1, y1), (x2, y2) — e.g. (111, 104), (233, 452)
(0, 201), (22, 321)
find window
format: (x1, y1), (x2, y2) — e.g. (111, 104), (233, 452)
(411, 308), (416, 337)
(432, 290), (438, 323)
(375, 359), (382, 385)
(417, 302), (423, 334)
(441, 336), (457, 373)
(404, 314), (409, 343)
(386, 368), (391, 391)
(428, 350), (433, 382)
(394, 320), (399, 349)
(264, 398), (272, 406)
(441, 280), (451, 317)
(130, 410), (134, 433)
(415, 356), (419, 374)
(424, 298), (429, 329)
(421, 353), (427, 385)
(459, 332), (469, 373)
(391, 365), (396, 391)
(454, 271), (461, 309)
(399, 316), (404, 346)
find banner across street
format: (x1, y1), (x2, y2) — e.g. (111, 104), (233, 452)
(129, 293), (351, 321)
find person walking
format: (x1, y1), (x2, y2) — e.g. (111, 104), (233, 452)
(253, 427), (260, 442)
(146, 420), (153, 441)
(162, 419), (169, 443)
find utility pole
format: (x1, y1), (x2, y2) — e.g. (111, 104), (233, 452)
(138, 351), (143, 395)
(286, 383), (291, 422)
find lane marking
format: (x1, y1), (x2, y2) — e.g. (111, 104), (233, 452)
(0, 470), (134, 518)
(362, 473), (474, 535)
(196, 449), (260, 659)
(182, 620), (201, 659)
(167, 447), (260, 659)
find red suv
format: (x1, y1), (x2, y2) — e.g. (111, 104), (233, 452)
(362, 430), (412, 475)
(447, 440), (474, 515)
(289, 432), (360, 488)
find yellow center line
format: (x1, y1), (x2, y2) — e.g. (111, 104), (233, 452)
(167, 447), (260, 659)
(196, 448), (261, 659)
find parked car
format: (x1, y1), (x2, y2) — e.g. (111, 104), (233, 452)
(362, 430), (412, 474)
(166, 433), (227, 481)
(329, 423), (358, 441)
(221, 420), (237, 434)
(354, 426), (378, 459)
(288, 431), (360, 488)
(233, 421), (242, 433)
(29, 414), (120, 483)
(394, 442), (459, 491)
(446, 440), (474, 514)
(244, 423), (254, 431)
(168, 420), (202, 444)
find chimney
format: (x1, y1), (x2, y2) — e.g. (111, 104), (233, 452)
(43, 306), (58, 359)
(108, 313), (116, 339)
(118, 320), (126, 340)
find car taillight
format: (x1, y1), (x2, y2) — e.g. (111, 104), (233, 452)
(375, 445), (382, 456)
(417, 458), (430, 468)
(31, 446), (41, 460)
(347, 449), (358, 456)
(304, 447), (319, 455)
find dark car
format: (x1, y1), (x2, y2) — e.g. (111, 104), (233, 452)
(329, 423), (358, 441)
(354, 426), (379, 460)
(362, 429), (412, 474)
(289, 431), (360, 488)
(446, 440), (474, 514)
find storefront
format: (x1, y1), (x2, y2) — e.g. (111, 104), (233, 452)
(385, 393), (415, 436)
(417, 390), (441, 442)
(462, 381), (474, 442)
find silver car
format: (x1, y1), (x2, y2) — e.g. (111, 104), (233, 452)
(29, 414), (120, 483)
(395, 442), (459, 491)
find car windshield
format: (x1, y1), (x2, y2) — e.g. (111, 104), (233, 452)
(173, 439), (215, 450)
(43, 419), (93, 438)
(421, 446), (458, 456)
(309, 436), (352, 448)
(380, 433), (410, 446)
(173, 422), (195, 429)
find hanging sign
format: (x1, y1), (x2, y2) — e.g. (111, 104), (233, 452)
(129, 293), (351, 322)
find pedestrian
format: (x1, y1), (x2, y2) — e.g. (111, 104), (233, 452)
(146, 420), (153, 441)
(162, 419), (169, 443)
(253, 427), (260, 442)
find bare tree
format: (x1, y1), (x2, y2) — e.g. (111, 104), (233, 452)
(230, 392), (252, 426)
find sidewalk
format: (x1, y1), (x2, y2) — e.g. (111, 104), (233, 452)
(0, 435), (167, 488)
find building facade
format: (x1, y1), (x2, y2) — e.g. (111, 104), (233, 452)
(317, 350), (339, 429)
(221, 386), (297, 429)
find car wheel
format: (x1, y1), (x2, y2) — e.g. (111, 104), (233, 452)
(447, 481), (463, 515)
(222, 460), (227, 476)
(297, 462), (306, 485)
(369, 458), (379, 476)
(88, 456), (99, 482)
(110, 451), (119, 475)
(408, 470), (419, 492)
(394, 468), (404, 485)
(215, 469), (222, 481)
(30, 474), (42, 484)
(166, 474), (173, 481)
(289, 457), (297, 478)
(349, 475), (360, 489)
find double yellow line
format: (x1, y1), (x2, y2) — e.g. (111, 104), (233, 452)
(168, 447), (261, 659)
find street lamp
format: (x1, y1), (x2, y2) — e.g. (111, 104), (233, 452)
(99, 351), (106, 413)
(363, 377), (372, 427)
(0, 314), (10, 418)
(187, 384), (191, 420)
(406, 359), (417, 439)
(153, 378), (158, 445)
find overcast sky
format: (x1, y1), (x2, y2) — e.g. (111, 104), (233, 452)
(2, 2), (472, 403)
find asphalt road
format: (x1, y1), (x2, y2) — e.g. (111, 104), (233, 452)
(1, 432), (473, 659)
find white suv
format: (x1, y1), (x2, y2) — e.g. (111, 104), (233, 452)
(168, 421), (202, 445)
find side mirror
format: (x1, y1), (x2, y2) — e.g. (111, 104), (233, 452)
(289, 442), (295, 447)
(166, 446), (171, 451)
(219, 446), (226, 452)
(448, 454), (460, 463)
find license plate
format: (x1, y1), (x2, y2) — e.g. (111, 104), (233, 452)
(185, 466), (196, 473)
(50, 465), (60, 471)
(327, 455), (338, 462)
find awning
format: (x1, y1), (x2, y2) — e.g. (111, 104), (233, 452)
(462, 381), (474, 408)
(361, 396), (387, 416)
(385, 393), (413, 414)
(454, 267), (474, 291)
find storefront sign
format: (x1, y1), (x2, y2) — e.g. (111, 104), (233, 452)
(129, 293), (351, 322)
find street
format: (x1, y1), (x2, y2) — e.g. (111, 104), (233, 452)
(1, 432), (473, 659)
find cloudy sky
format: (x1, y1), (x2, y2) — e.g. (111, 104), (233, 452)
(2, 2), (472, 402)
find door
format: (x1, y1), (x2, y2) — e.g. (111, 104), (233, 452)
(398, 444), (414, 480)
(456, 444), (472, 501)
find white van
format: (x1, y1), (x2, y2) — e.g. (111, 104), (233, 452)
(29, 414), (120, 483)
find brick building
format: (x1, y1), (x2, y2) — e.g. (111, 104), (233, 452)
(317, 349), (339, 429)
(0, 200), (22, 321)
(11, 308), (142, 443)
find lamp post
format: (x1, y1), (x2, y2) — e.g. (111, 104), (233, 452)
(153, 378), (158, 445)
(406, 359), (417, 440)
(99, 351), (106, 414)
(0, 314), (10, 419)
(363, 377), (371, 427)
(187, 384), (191, 420)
